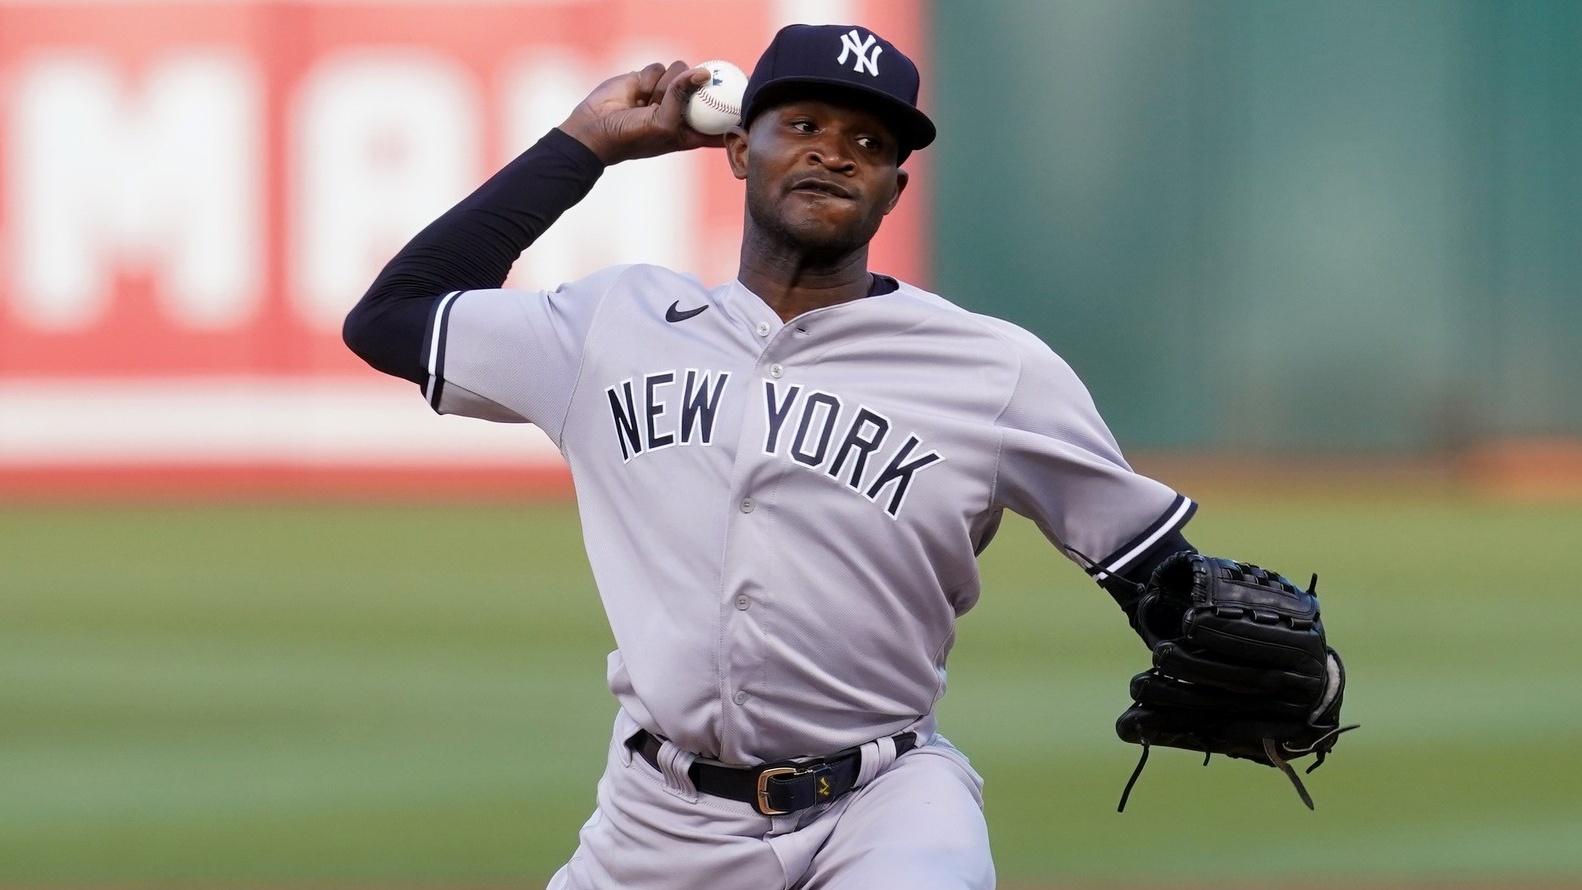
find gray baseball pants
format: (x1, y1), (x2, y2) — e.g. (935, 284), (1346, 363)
(546, 709), (995, 889)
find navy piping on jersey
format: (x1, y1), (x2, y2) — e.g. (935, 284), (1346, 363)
(1087, 493), (1197, 581)
(424, 291), (463, 411)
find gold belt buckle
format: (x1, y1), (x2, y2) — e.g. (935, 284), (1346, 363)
(755, 766), (798, 816)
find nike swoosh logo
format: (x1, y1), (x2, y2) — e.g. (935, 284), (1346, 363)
(666, 301), (709, 323)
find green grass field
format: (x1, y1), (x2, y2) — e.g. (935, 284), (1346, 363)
(3, 497), (1579, 886)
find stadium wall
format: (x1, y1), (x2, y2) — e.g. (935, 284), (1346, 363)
(931, 0), (1582, 451)
(6, 0), (1579, 498)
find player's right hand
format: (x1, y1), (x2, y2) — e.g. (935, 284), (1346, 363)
(560, 61), (725, 165)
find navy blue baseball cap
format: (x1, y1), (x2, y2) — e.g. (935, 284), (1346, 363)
(740, 24), (936, 155)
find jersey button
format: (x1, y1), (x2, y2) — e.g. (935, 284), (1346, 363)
(754, 322), (771, 337)
(735, 595), (750, 610)
(739, 498), (754, 513)
(733, 691), (749, 705)
(768, 363), (784, 378)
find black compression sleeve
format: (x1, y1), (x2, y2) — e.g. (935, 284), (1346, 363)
(1099, 529), (1195, 628)
(342, 128), (606, 384)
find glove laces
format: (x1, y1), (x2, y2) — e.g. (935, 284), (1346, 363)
(1116, 723), (1359, 812)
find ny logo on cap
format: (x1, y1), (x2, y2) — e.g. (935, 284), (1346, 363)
(836, 29), (882, 76)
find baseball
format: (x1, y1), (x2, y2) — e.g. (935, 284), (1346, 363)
(684, 60), (746, 135)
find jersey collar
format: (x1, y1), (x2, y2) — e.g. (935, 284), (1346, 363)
(723, 275), (909, 340)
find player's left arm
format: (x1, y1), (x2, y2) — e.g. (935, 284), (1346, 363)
(986, 334), (1197, 638)
(987, 334), (1354, 804)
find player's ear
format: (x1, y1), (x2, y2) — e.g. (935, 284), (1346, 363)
(725, 125), (749, 180)
(882, 168), (908, 215)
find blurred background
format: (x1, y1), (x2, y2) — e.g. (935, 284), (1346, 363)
(2, 0), (1578, 887)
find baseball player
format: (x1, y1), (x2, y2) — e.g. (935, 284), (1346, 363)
(344, 23), (1352, 890)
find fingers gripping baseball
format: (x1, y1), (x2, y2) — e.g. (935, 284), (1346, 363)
(652, 61), (693, 105)
(560, 62), (723, 164)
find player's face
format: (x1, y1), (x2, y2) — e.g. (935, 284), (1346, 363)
(727, 97), (909, 258)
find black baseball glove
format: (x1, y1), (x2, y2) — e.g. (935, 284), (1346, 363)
(1114, 552), (1358, 811)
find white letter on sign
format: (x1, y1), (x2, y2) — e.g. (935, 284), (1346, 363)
(5, 53), (262, 330)
(291, 51), (479, 330)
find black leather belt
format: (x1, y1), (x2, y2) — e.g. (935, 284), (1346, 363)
(625, 728), (917, 816)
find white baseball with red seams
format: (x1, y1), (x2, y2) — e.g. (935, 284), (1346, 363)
(684, 60), (746, 135)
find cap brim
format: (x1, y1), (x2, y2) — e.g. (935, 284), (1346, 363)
(743, 77), (936, 151)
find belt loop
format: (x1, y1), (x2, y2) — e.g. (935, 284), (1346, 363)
(656, 738), (699, 803)
(854, 734), (898, 789)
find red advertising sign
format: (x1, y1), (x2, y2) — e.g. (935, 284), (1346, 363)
(0, 0), (929, 496)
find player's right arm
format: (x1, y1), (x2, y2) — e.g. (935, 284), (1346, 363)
(342, 62), (718, 429)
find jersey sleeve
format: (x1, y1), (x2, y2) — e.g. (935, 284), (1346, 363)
(421, 264), (629, 443)
(990, 333), (1195, 583)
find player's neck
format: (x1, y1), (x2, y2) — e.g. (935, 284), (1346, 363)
(736, 243), (873, 323)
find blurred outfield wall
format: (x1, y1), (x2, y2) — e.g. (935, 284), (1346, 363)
(3, 0), (1578, 499)
(932, 0), (1582, 451)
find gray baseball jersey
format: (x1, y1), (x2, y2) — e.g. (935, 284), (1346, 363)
(423, 264), (1193, 765)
